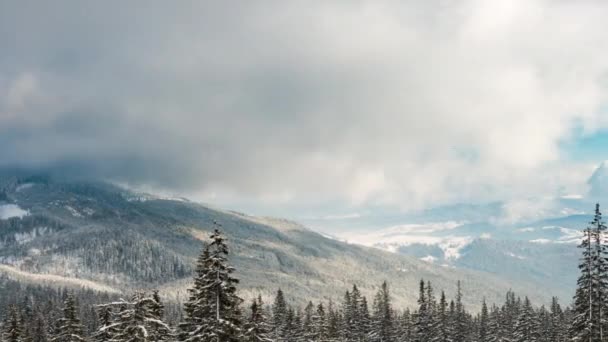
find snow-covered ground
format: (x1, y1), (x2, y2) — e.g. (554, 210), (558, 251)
(0, 204), (29, 219)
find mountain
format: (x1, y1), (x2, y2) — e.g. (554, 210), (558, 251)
(334, 196), (592, 304)
(0, 172), (560, 310)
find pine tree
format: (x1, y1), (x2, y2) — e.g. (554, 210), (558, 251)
(51, 293), (86, 342)
(178, 227), (242, 342)
(487, 305), (503, 342)
(325, 299), (341, 341)
(3, 304), (23, 342)
(350, 285), (363, 340)
(571, 203), (606, 342)
(370, 281), (394, 342)
(549, 297), (567, 342)
(32, 310), (49, 342)
(414, 279), (431, 342)
(430, 291), (450, 342)
(91, 305), (117, 342)
(302, 301), (314, 339)
(147, 291), (172, 341)
(513, 297), (538, 342)
(243, 297), (272, 342)
(452, 281), (467, 342)
(479, 299), (489, 342)
(360, 296), (372, 340)
(310, 302), (327, 341)
(271, 289), (287, 340)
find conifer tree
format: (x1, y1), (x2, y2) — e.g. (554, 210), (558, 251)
(514, 297), (538, 342)
(3, 304), (23, 342)
(430, 291), (450, 342)
(178, 227), (242, 342)
(452, 281), (467, 342)
(271, 289), (287, 340)
(325, 299), (341, 341)
(91, 305), (116, 342)
(359, 296), (372, 340)
(311, 302), (327, 341)
(51, 293), (86, 342)
(571, 204), (606, 342)
(243, 297), (272, 342)
(479, 299), (489, 342)
(371, 281), (394, 342)
(549, 297), (567, 342)
(415, 279), (431, 342)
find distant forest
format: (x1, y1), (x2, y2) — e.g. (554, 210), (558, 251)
(1, 204), (607, 342)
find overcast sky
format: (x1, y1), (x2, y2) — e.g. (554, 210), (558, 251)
(1, 1), (608, 220)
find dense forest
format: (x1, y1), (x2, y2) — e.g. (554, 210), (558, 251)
(0, 203), (606, 341)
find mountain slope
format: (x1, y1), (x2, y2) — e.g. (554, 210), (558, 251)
(0, 174), (565, 309)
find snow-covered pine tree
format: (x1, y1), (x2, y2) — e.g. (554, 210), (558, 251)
(370, 281), (394, 342)
(359, 295), (372, 340)
(310, 302), (328, 341)
(452, 281), (468, 342)
(478, 299), (489, 342)
(91, 304), (117, 342)
(325, 299), (341, 341)
(50, 293), (86, 342)
(591, 204), (608, 340)
(147, 291), (172, 341)
(178, 227), (242, 342)
(32, 309), (49, 342)
(549, 297), (567, 342)
(243, 297), (272, 342)
(487, 305), (503, 342)
(110, 292), (173, 342)
(430, 291), (450, 342)
(513, 297), (538, 342)
(341, 290), (352, 341)
(302, 301), (314, 339)
(350, 285), (363, 340)
(271, 289), (287, 340)
(571, 204), (602, 342)
(426, 281), (436, 332)
(537, 305), (551, 342)
(3, 304), (23, 342)
(414, 279), (431, 342)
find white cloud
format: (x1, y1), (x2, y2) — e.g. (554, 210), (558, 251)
(1, 1), (608, 212)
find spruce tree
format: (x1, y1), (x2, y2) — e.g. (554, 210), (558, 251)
(371, 281), (394, 342)
(91, 305), (117, 342)
(3, 304), (23, 342)
(271, 289), (287, 340)
(452, 281), (467, 342)
(243, 297), (272, 342)
(479, 299), (489, 342)
(430, 291), (450, 342)
(513, 297), (538, 342)
(414, 279), (431, 342)
(571, 203), (606, 342)
(51, 293), (86, 342)
(178, 227), (242, 342)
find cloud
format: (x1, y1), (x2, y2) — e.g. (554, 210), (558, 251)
(1, 1), (608, 211)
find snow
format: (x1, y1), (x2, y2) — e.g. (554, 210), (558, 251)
(420, 255), (436, 263)
(505, 252), (526, 260)
(344, 222), (472, 260)
(65, 205), (83, 217)
(0, 204), (29, 219)
(16, 183), (34, 192)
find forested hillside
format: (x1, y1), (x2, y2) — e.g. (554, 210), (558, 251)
(0, 174), (556, 309)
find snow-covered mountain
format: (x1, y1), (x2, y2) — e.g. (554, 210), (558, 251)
(0, 171), (562, 310)
(326, 162), (608, 301)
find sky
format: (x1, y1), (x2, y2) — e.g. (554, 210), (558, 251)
(1, 1), (608, 224)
